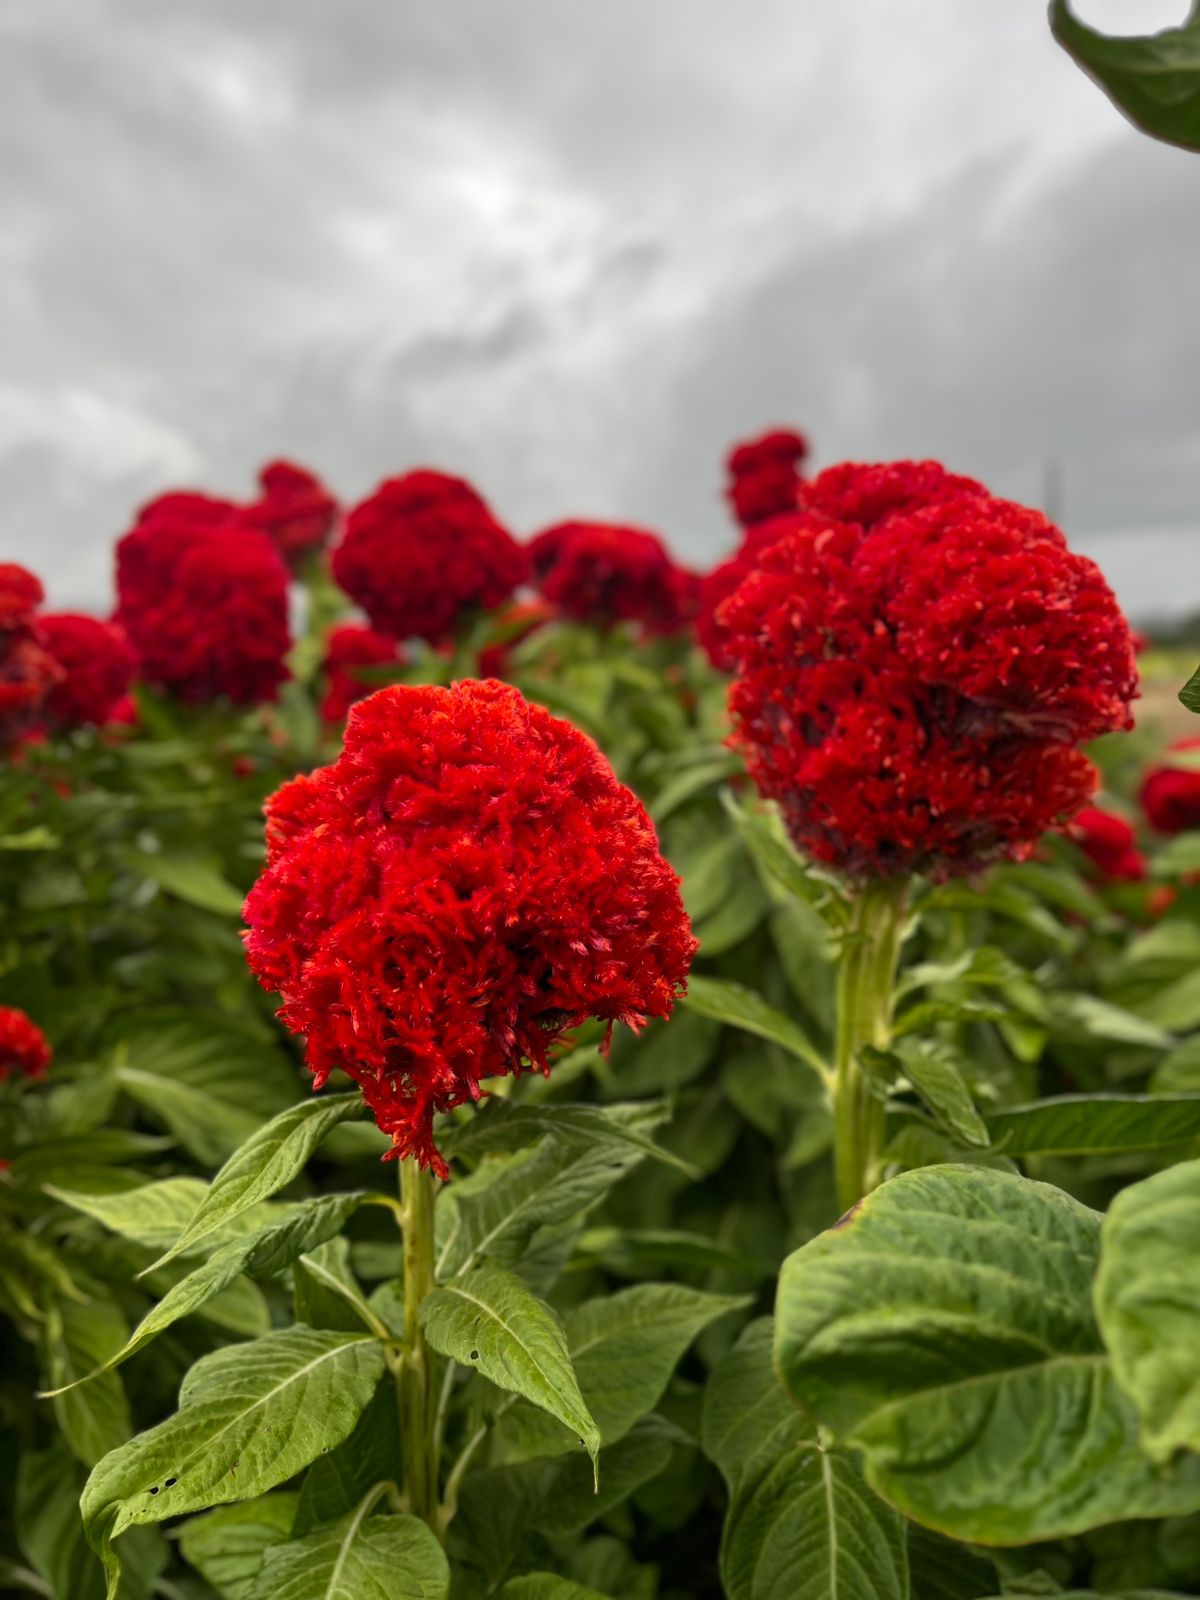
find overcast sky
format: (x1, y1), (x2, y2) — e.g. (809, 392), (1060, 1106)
(1, 0), (1197, 620)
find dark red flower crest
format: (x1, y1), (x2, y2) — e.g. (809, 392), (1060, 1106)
(243, 680), (697, 1173)
(720, 461), (1138, 880)
(0, 1006), (51, 1081)
(320, 623), (403, 724)
(0, 564), (62, 747)
(0, 564), (45, 631)
(1141, 737), (1200, 836)
(530, 520), (697, 635)
(39, 614), (137, 728)
(332, 470), (527, 643)
(115, 493), (292, 705)
(725, 427), (810, 529)
(1068, 806), (1146, 881)
(244, 460), (339, 567)
(697, 515), (801, 670)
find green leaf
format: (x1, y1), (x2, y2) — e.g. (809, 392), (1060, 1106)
(702, 1318), (794, 1492)
(148, 1092), (363, 1271)
(41, 1294), (132, 1467)
(82, 1328), (386, 1597)
(293, 1384), (401, 1537)
(441, 1099), (694, 1175)
(650, 757), (741, 822)
(420, 1263), (601, 1474)
(986, 1095), (1200, 1155)
(1053, 994), (1175, 1050)
(51, 1194), (370, 1388)
(499, 1579), (609, 1600)
(1050, 0), (1200, 153)
(721, 1439), (909, 1600)
(775, 1164), (1200, 1543)
(893, 1042), (989, 1150)
(244, 1492), (449, 1600)
(681, 974), (830, 1085)
(120, 848), (246, 916)
(1096, 1156), (1200, 1462)
(176, 1493), (299, 1600)
(1180, 661), (1200, 714)
(47, 1177), (214, 1252)
(723, 791), (848, 921)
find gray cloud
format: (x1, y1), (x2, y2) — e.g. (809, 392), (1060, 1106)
(1, 0), (1197, 618)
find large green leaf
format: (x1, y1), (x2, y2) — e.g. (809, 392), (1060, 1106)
(41, 1294), (132, 1467)
(1050, 0), (1200, 152)
(244, 1492), (449, 1600)
(176, 1493), (299, 1600)
(1096, 1156), (1200, 1462)
(420, 1263), (600, 1474)
(986, 1095), (1200, 1155)
(47, 1177), (213, 1252)
(148, 1091), (363, 1271)
(702, 1319), (793, 1492)
(681, 974), (830, 1085)
(120, 848), (245, 916)
(292, 1384), (401, 1537)
(775, 1165), (1200, 1543)
(499, 1579), (609, 1599)
(441, 1099), (694, 1175)
(82, 1328), (386, 1598)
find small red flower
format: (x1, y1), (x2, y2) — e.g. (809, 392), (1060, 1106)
(720, 463), (1137, 880)
(1141, 737), (1200, 835)
(0, 565), (62, 748)
(1068, 806), (1146, 881)
(529, 521), (697, 635)
(0, 565), (46, 631)
(725, 428), (809, 529)
(243, 680), (697, 1174)
(115, 493), (292, 705)
(332, 470), (527, 643)
(320, 624), (403, 724)
(244, 460), (339, 568)
(39, 614), (137, 728)
(0, 1006), (51, 1081)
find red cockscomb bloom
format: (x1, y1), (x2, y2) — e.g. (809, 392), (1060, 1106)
(0, 565), (62, 747)
(725, 428), (809, 529)
(1068, 806), (1146, 881)
(244, 460), (339, 567)
(332, 470), (527, 644)
(697, 515), (799, 670)
(116, 493), (292, 704)
(720, 463), (1137, 880)
(39, 614), (137, 728)
(530, 521), (697, 635)
(1141, 738), (1200, 835)
(0, 565), (46, 630)
(243, 680), (697, 1173)
(320, 624), (403, 724)
(0, 1006), (51, 1081)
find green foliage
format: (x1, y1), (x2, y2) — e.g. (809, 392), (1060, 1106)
(1051, 0), (1200, 152)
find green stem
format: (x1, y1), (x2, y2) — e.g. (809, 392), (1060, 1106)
(833, 877), (910, 1214)
(398, 1158), (439, 1530)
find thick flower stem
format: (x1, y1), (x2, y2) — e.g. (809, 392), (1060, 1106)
(833, 877), (909, 1215)
(398, 1158), (439, 1531)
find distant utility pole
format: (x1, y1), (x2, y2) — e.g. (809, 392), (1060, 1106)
(1042, 457), (1064, 527)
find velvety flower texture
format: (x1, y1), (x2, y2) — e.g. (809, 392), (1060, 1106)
(1068, 806), (1146, 881)
(1141, 738), (1200, 835)
(243, 680), (697, 1173)
(115, 493), (292, 705)
(244, 460), (339, 567)
(332, 470), (527, 643)
(320, 624), (402, 724)
(697, 516), (798, 670)
(721, 461), (1138, 880)
(725, 427), (809, 528)
(0, 1006), (51, 1081)
(39, 614), (137, 728)
(529, 521), (698, 635)
(0, 565), (62, 748)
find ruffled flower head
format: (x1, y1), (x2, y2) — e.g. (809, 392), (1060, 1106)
(725, 427), (809, 528)
(39, 614), (137, 728)
(319, 623), (403, 724)
(0, 1006), (51, 1081)
(244, 460), (339, 567)
(1141, 737), (1200, 835)
(529, 520), (697, 635)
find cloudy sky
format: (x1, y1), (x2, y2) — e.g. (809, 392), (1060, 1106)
(2, 0), (1198, 619)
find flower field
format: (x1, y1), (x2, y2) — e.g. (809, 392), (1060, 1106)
(5, 440), (1200, 1600)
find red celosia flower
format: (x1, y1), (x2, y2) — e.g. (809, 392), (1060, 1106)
(0, 564), (62, 748)
(115, 493), (292, 704)
(720, 463), (1137, 880)
(244, 460), (339, 567)
(332, 470), (527, 643)
(39, 614), (137, 728)
(725, 428), (809, 528)
(1141, 737), (1200, 835)
(697, 515), (800, 670)
(0, 1006), (51, 1081)
(243, 680), (697, 1173)
(529, 520), (697, 635)
(1068, 806), (1146, 881)
(0, 565), (45, 630)
(320, 623), (403, 723)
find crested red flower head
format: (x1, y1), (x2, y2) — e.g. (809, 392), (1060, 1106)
(115, 492), (292, 705)
(320, 623), (403, 724)
(39, 614), (137, 728)
(1068, 806), (1146, 881)
(0, 564), (62, 747)
(0, 565), (46, 631)
(244, 460), (339, 567)
(0, 1006), (51, 1081)
(1141, 737), (1200, 835)
(529, 520), (697, 635)
(243, 680), (697, 1174)
(332, 470), (527, 644)
(720, 462), (1138, 880)
(725, 427), (809, 529)
(697, 516), (799, 670)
